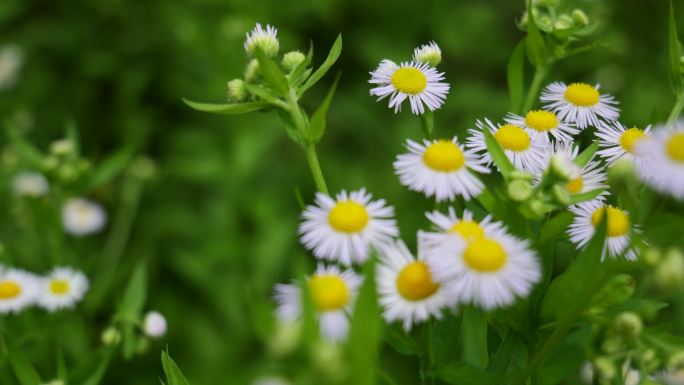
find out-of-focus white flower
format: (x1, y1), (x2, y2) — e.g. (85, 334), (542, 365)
(0, 268), (39, 314)
(37, 267), (89, 312)
(635, 122), (684, 199)
(0, 45), (22, 91)
(62, 198), (107, 236)
(144, 311), (167, 338)
(568, 200), (638, 261)
(251, 376), (291, 385)
(12, 171), (49, 197)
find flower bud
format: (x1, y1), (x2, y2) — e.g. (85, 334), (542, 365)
(655, 248), (684, 290)
(554, 14), (574, 30)
(143, 310), (167, 338)
(244, 23), (279, 57)
(572, 9), (589, 26)
(227, 79), (246, 102)
(101, 327), (121, 346)
(593, 357), (616, 381)
(43, 155), (59, 171)
(643, 247), (662, 266)
(413, 41), (442, 67)
(508, 179), (533, 202)
(40, 381), (64, 385)
(549, 153), (576, 181)
(282, 50), (306, 71)
(269, 320), (302, 356)
(614, 311), (643, 338)
(245, 59), (260, 82)
(128, 156), (156, 180)
(551, 184), (571, 206)
(533, 0), (559, 7)
(50, 139), (74, 157)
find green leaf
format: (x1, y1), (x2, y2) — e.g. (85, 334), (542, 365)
(436, 363), (504, 385)
(346, 258), (381, 385)
(573, 142), (598, 167)
(430, 313), (461, 369)
(4, 334), (43, 385)
(65, 119), (80, 157)
(383, 325), (419, 356)
(161, 351), (191, 385)
(488, 329), (528, 375)
(299, 34), (342, 95)
(243, 84), (282, 105)
(182, 99), (271, 115)
(5, 122), (44, 168)
(507, 39), (526, 114)
(81, 349), (113, 385)
(300, 278), (319, 345)
(116, 262), (147, 360)
(537, 211), (573, 246)
(461, 306), (488, 368)
(568, 189), (605, 205)
(483, 125), (514, 179)
(290, 42), (313, 85)
(83, 145), (135, 190)
(525, 0), (548, 67)
(255, 48), (289, 96)
(307, 72), (341, 143)
(56, 349), (68, 384)
(669, 0), (683, 93)
(537, 326), (592, 385)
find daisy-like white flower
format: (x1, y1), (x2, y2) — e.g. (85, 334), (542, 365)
(36, 267), (89, 312)
(12, 171), (49, 197)
(376, 239), (452, 330)
(541, 82), (619, 129)
(420, 208), (505, 246)
(634, 123), (684, 199)
(568, 199), (638, 260)
(0, 268), (38, 314)
(299, 189), (398, 265)
(596, 121), (652, 166)
(244, 23), (279, 57)
(394, 137), (490, 201)
(423, 226), (541, 310)
(504, 109), (579, 143)
(144, 311), (168, 338)
(539, 142), (607, 196)
(412, 41), (442, 67)
(274, 264), (362, 342)
(369, 60), (449, 115)
(62, 197), (107, 236)
(466, 118), (548, 173)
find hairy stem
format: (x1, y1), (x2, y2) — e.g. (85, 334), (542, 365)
(667, 92), (684, 127)
(522, 65), (549, 113)
(304, 144), (329, 194)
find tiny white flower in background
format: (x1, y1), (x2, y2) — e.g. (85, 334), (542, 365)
(62, 198), (107, 236)
(244, 23), (279, 57)
(0, 268), (39, 314)
(144, 311), (168, 338)
(412, 41), (442, 67)
(422, 223), (541, 310)
(568, 199), (638, 261)
(504, 109), (579, 143)
(0, 45), (22, 91)
(394, 137), (490, 202)
(12, 171), (49, 197)
(299, 188), (398, 265)
(541, 82), (619, 129)
(596, 121), (652, 167)
(658, 369), (684, 385)
(466, 118), (548, 174)
(369, 60), (450, 115)
(274, 264), (362, 342)
(634, 123), (684, 199)
(37, 267), (89, 312)
(539, 142), (607, 196)
(376, 239), (452, 331)
(251, 377), (291, 385)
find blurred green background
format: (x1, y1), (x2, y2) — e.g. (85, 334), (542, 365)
(0, 0), (681, 383)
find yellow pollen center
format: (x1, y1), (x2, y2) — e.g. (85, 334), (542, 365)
(328, 201), (369, 233)
(494, 124), (531, 152)
(308, 274), (349, 311)
(396, 261), (440, 301)
(591, 206), (630, 237)
(50, 279), (70, 295)
(666, 133), (684, 163)
(423, 141), (465, 171)
(463, 238), (507, 272)
(391, 67), (427, 94)
(565, 177), (584, 194)
(0, 281), (21, 299)
(564, 83), (600, 107)
(619, 128), (646, 154)
(450, 220), (485, 241)
(525, 110), (558, 132)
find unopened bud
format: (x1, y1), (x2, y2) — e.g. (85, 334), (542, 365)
(244, 23), (279, 58)
(554, 15), (574, 30)
(50, 139), (74, 156)
(508, 179), (533, 202)
(572, 9), (589, 26)
(551, 184), (571, 206)
(655, 248), (684, 290)
(593, 357), (616, 381)
(614, 311), (643, 338)
(413, 41), (442, 67)
(245, 59), (260, 82)
(269, 321), (302, 356)
(227, 79), (246, 102)
(101, 327), (121, 346)
(282, 51), (306, 71)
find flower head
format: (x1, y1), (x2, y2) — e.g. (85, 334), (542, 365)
(541, 82), (619, 129)
(37, 267), (89, 312)
(12, 171), (49, 197)
(568, 200), (638, 260)
(505, 109), (579, 143)
(0, 268), (38, 314)
(634, 122), (684, 199)
(244, 23), (279, 57)
(596, 121), (652, 166)
(62, 198), (107, 236)
(144, 311), (168, 338)
(539, 142), (608, 196)
(412, 41), (442, 67)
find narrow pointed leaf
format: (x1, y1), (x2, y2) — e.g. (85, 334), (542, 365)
(65, 119), (80, 157)
(161, 351), (191, 385)
(670, 0), (683, 93)
(182, 99), (270, 115)
(573, 142), (598, 167)
(81, 349), (113, 385)
(4, 334), (43, 385)
(483, 128), (514, 179)
(117, 263), (147, 360)
(299, 34), (342, 95)
(83, 145), (135, 190)
(255, 48), (289, 96)
(507, 39), (526, 114)
(568, 189), (605, 204)
(308, 72), (341, 143)
(461, 306), (488, 368)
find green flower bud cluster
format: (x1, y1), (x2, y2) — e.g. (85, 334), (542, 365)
(43, 138), (90, 184)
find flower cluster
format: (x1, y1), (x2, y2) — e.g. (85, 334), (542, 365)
(0, 265), (88, 313)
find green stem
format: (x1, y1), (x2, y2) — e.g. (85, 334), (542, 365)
(522, 65), (549, 113)
(303, 144), (328, 194)
(420, 111), (434, 139)
(667, 92), (684, 127)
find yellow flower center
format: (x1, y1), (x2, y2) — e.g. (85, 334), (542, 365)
(0, 280), (21, 299)
(328, 201), (369, 233)
(391, 67), (427, 94)
(565, 177), (584, 194)
(450, 220), (485, 241)
(666, 133), (684, 163)
(308, 274), (349, 311)
(564, 83), (600, 107)
(591, 206), (630, 237)
(422, 141), (465, 171)
(619, 128), (647, 154)
(494, 124), (531, 152)
(525, 110), (558, 132)
(463, 238), (507, 272)
(50, 279), (70, 295)
(396, 261), (440, 301)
